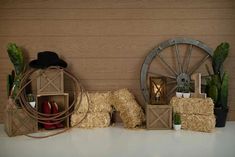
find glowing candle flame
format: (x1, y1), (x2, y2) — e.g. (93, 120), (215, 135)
(154, 84), (161, 98)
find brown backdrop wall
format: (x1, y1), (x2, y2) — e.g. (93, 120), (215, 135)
(0, 0), (235, 122)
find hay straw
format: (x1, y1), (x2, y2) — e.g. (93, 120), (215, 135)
(170, 97), (214, 115)
(75, 92), (112, 113)
(112, 89), (145, 128)
(181, 114), (215, 132)
(71, 112), (110, 128)
(71, 89), (145, 128)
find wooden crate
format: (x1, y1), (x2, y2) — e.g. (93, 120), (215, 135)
(146, 105), (172, 130)
(4, 108), (38, 137)
(37, 69), (64, 94)
(37, 93), (69, 129)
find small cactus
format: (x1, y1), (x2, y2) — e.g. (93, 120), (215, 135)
(174, 113), (181, 125)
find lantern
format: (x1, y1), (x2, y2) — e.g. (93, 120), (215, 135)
(150, 77), (167, 105)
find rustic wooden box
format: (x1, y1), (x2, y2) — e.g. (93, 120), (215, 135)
(146, 105), (172, 130)
(4, 108), (38, 137)
(37, 69), (64, 94)
(37, 93), (69, 129)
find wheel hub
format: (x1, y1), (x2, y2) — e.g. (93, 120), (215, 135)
(177, 73), (190, 87)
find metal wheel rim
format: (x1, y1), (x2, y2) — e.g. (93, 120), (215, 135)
(140, 37), (213, 103)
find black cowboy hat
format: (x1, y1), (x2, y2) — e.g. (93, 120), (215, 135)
(29, 51), (67, 69)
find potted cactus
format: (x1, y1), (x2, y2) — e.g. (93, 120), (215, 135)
(27, 94), (36, 108)
(182, 82), (190, 98)
(206, 42), (229, 127)
(173, 112), (181, 130)
(176, 85), (183, 98)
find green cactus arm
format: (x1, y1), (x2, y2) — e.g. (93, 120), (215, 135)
(208, 84), (218, 105)
(7, 43), (25, 76)
(220, 72), (228, 109)
(173, 113), (181, 125)
(212, 42), (229, 75)
(211, 75), (221, 90)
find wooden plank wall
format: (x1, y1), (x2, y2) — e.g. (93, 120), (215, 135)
(0, 0), (235, 122)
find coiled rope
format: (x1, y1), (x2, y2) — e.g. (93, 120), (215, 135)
(13, 66), (89, 138)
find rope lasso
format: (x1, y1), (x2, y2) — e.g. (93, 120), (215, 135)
(12, 66), (89, 138)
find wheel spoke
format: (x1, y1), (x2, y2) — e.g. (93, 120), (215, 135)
(167, 80), (177, 85)
(182, 45), (193, 73)
(189, 55), (210, 75)
(148, 71), (176, 79)
(184, 44), (193, 73)
(174, 44), (182, 73)
(158, 53), (178, 76)
(167, 84), (177, 97)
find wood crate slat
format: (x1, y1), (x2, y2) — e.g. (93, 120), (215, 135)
(146, 105), (172, 130)
(37, 69), (64, 94)
(4, 105), (38, 137)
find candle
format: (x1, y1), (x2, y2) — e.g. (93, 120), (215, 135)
(154, 84), (161, 101)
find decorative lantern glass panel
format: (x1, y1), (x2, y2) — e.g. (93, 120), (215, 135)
(150, 77), (167, 105)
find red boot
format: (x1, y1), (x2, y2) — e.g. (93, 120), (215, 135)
(51, 101), (64, 129)
(42, 101), (56, 130)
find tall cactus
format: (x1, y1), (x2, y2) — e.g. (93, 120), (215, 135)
(206, 42), (229, 109)
(212, 43), (229, 77)
(7, 43), (25, 76)
(6, 43), (25, 100)
(208, 84), (218, 105)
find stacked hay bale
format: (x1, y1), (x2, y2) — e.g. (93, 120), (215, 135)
(170, 97), (215, 132)
(71, 89), (145, 129)
(111, 89), (145, 128)
(71, 92), (112, 128)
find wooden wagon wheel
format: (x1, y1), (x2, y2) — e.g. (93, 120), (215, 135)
(140, 38), (213, 103)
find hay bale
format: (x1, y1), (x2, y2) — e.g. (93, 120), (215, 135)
(181, 114), (215, 132)
(170, 97), (214, 115)
(75, 92), (112, 113)
(71, 112), (110, 128)
(112, 89), (145, 128)
(111, 88), (135, 107)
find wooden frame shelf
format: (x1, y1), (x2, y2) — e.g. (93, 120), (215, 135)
(37, 93), (69, 130)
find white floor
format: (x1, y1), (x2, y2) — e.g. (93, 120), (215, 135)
(0, 122), (235, 157)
